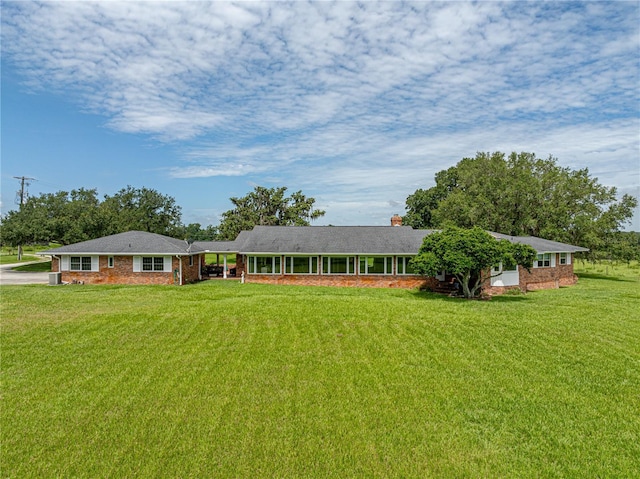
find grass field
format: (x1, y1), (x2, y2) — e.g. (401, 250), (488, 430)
(0, 244), (54, 265)
(1, 271), (639, 477)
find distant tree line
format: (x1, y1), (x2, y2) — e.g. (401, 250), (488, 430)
(404, 151), (639, 262)
(0, 186), (203, 247)
(1, 153), (637, 264)
(0, 185), (324, 247)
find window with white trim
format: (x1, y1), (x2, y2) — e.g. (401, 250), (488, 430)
(108, 256), (114, 268)
(70, 256), (93, 271)
(535, 253), (554, 268)
(133, 256), (171, 273)
(559, 253), (570, 265)
(247, 256), (281, 274)
(322, 256), (356, 275)
(284, 256), (318, 274)
(359, 256), (393, 274)
(142, 257), (165, 272)
(396, 256), (418, 275)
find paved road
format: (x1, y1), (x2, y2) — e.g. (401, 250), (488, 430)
(0, 262), (50, 285)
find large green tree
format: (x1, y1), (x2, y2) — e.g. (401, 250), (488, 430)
(101, 186), (183, 236)
(410, 226), (537, 299)
(0, 188), (104, 246)
(404, 152), (637, 254)
(174, 223), (218, 242)
(217, 186), (325, 240)
(0, 186), (187, 246)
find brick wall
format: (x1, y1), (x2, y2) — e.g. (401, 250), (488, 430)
(245, 273), (437, 290)
(180, 254), (201, 284)
(243, 253), (578, 293)
(519, 262), (578, 291)
(484, 253), (578, 295)
(53, 255), (202, 286)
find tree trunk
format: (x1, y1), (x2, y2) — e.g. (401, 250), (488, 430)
(459, 272), (473, 298)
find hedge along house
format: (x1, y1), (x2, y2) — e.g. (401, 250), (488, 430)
(41, 231), (204, 285)
(197, 216), (589, 294)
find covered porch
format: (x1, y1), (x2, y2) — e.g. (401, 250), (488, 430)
(195, 240), (243, 280)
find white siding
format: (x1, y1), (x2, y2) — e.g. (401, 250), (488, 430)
(491, 265), (519, 287)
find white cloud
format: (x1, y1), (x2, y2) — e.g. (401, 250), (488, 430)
(2, 1), (638, 227)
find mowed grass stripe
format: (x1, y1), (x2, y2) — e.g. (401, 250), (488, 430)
(1, 276), (639, 477)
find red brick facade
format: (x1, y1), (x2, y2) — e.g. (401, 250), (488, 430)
(483, 253), (578, 295)
(246, 273), (438, 290)
(241, 253), (578, 293)
(50, 251), (578, 293)
(519, 262), (578, 291)
(51, 254), (202, 285)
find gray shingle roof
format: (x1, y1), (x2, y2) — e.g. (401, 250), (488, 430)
(41, 231), (204, 255)
(194, 230), (251, 253)
(199, 226), (588, 255)
(230, 226), (434, 255)
(40, 227), (589, 257)
(490, 232), (589, 253)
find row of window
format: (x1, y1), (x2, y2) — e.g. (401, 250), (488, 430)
(248, 253), (571, 276)
(66, 256), (192, 272)
(64, 253), (570, 274)
(247, 255), (418, 275)
(535, 252), (570, 268)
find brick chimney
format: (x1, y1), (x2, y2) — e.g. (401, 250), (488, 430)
(391, 214), (402, 226)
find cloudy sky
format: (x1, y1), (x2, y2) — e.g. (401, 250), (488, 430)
(2, 1), (639, 229)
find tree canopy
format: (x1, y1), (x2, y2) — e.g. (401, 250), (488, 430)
(101, 186), (183, 236)
(404, 152), (637, 255)
(0, 186), (187, 246)
(217, 186), (325, 240)
(0, 188), (105, 246)
(410, 226), (537, 299)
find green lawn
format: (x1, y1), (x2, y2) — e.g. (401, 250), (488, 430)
(11, 261), (52, 272)
(0, 244), (55, 265)
(0, 253), (42, 265)
(1, 274), (638, 477)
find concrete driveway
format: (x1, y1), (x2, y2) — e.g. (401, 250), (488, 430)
(0, 262), (50, 285)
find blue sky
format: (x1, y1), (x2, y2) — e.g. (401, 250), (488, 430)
(2, 1), (639, 230)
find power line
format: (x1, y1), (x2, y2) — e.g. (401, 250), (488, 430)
(12, 176), (35, 261)
(13, 176), (36, 208)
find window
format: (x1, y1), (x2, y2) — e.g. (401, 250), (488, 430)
(397, 256), (417, 275)
(322, 256), (356, 275)
(359, 256), (393, 274)
(142, 257), (165, 272)
(189, 255), (194, 267)
(70, 256), (93, 271)
(108, 256), (114, 268)
(559, 253), (569, 265)
(248, 256), (281, 274)
(536, 253), (552, 268)
(284, 256), (318, 274)
(133, 256), (170, 273)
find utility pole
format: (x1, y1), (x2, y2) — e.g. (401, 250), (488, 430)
(13, 176), (35, 260)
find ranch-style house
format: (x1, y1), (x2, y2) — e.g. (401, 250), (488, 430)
(41, 215), (588, 294)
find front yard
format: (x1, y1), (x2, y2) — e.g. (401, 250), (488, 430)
(1, 272), (638, 477)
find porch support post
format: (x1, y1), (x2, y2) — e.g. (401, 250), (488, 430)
(223, 254), (228, 279)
